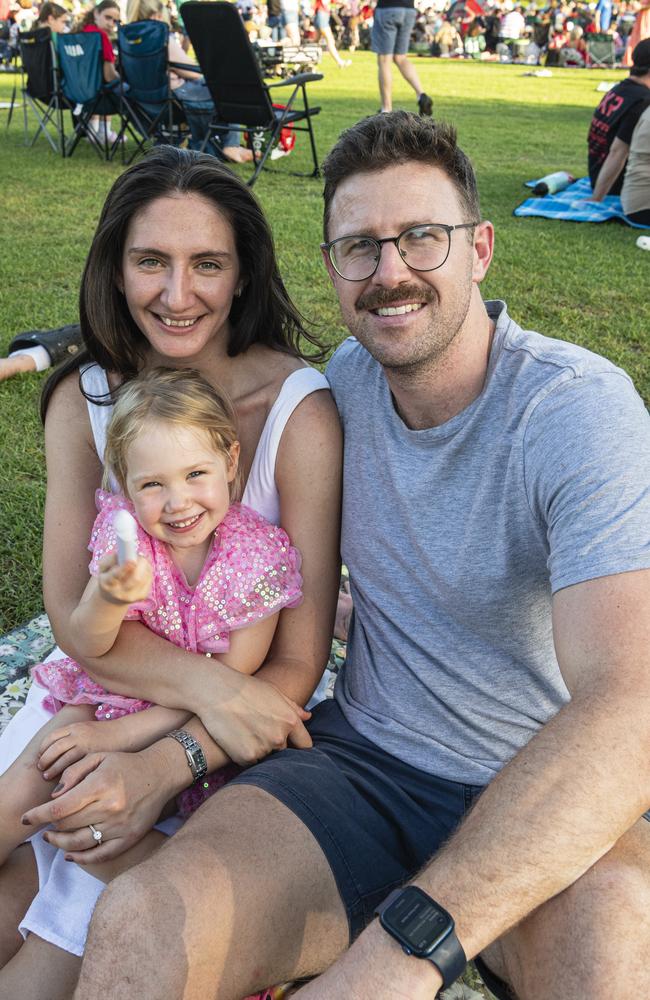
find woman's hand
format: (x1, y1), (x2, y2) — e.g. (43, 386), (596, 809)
(196, 670), (312, 766)
(98, 553), (153, 605)
(20, 742), (179, 864)
(37, 718), (128, 782)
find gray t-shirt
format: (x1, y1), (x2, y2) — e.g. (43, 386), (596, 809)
(326, 301), (650, 785)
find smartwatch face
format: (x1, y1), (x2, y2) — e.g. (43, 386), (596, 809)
(381, 886), (453, 957)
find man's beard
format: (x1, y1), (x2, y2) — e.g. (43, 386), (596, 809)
(345, 280), (473, 376)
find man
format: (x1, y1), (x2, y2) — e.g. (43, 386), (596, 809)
(74, 113), (650, 1000)
(371, 0), (433, 114)
(588, 38), (650, 200)
(621, 104), (650, 224)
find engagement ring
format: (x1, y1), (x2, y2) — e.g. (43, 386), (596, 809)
(89, 823), (103, 846)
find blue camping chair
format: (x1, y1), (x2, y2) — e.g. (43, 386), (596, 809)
(57, 31), (125, 159)
(117, 20), (188, 163)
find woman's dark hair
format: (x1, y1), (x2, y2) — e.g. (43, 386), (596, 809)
(74, 0), (119, 31)
(42, 146), (324, 418)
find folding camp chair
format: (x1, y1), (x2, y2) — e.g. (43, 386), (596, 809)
(181, 1), (323, 187)
(57, 30), (128, 160)
(586, 32), (616, 68)
(117, 19), (188, 163)
(7, 27), (71, 154)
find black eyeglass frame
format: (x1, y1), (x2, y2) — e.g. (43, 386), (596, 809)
(321, 222), (481, 282)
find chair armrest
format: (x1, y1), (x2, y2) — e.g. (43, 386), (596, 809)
(168, 60), (201, 72)
(267, 72), (324, 87)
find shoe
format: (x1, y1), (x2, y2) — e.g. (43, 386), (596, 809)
(106, 128), (127, 145)
(338, 58), (352, 67)
(417, 92), (433, 116)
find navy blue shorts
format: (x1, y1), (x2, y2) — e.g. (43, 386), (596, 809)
(231, 699), (484, 941)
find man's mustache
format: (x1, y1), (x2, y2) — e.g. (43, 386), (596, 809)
(355, 285), (436, 312)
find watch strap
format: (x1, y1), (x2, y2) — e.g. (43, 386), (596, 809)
(376, 887), (467, 990)
(166, 729), (208, 783)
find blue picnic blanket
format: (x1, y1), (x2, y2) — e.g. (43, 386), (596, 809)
(515, 176), (650, 229)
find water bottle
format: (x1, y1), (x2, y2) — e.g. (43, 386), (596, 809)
(533, 171), (575, 196)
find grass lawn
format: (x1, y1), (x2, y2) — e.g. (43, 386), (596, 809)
(0, 53), (647, 632)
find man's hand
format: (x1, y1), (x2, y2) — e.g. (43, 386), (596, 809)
(97, 552), (153, 605)
(293, 921), (444, 999)
(195, 671), (312, 766)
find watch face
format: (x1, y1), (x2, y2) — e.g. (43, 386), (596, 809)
(381, 886), (453, 957)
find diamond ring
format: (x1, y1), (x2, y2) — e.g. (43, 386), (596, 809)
(89, 824), (103, 846)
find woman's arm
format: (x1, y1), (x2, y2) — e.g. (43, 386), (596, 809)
(103, 59), (119, 83)
(167, 34), (202, 80)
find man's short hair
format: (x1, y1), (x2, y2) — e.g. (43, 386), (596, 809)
(631, 39), (650, 78)
(322, 112), (481, 238)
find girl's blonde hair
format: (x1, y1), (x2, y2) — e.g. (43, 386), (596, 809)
(126, 0), (168, 24)
(103, 368), (241, 499)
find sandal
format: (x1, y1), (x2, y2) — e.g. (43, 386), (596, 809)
(8, 324), (83, 367)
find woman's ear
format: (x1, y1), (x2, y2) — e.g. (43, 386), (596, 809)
(115, 270), (124, 294)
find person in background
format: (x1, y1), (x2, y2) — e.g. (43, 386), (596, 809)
(588, 38), (650, 199)
(372, 0), (433, 113)
(74, 0), (122, 144)
(34, 1), (68, 33)
(126, 0), (253, 163)
(313, 0), (351, 66)
(621, 103), (650, 222)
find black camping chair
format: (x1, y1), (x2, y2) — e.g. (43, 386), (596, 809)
(57, 30), (132, 160)
(181, 0), (323, 187)
(7, 27), (71, 154)
(117, 19), (188, 163)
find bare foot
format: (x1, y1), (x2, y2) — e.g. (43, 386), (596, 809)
(223, 146), (254, 164)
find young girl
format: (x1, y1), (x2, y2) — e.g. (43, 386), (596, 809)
(0, 366), (303, 864)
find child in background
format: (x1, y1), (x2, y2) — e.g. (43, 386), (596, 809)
(0, 366), (303, 864)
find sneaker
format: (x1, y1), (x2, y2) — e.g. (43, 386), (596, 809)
(417, 92), (433, 116)
(106, 128), (127, 145)
(338, 58), (352, 68)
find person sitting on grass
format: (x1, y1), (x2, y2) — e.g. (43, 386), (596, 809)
(17, 112), (650, 1000)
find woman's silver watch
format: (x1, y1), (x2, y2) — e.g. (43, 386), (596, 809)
(166, 729), (208, 783)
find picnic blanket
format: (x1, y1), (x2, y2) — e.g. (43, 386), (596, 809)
(515, 176), (650, 228)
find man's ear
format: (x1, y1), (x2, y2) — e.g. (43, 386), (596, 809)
(472, 221), (494, 284)
(321, 245), (338, 285)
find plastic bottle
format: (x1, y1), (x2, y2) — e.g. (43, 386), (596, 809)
(533, 171), (575, 196)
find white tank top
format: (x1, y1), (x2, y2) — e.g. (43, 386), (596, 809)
(80, 364), (329, 525)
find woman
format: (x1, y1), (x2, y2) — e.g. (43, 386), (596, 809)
(0, 146), (341, 1000)
(74, 0), (122, 143)
(34, 2), (68, 33)
(624, 0), (650, 65)
(126, 0), (253, 163)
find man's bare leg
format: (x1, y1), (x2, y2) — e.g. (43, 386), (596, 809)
(393, 53), (424, 98)
(76, 785), (349, 1000)
(377, 54), (393, 111)
(0, 845), (38, 968)
(481, 817), (650, 999)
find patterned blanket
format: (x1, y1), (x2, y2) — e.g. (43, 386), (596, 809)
(515, 176), (650, 228)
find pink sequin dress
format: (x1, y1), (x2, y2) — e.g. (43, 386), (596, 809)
(32, 490), (303, 722)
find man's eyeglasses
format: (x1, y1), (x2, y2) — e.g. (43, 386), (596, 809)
(321, 222), (480, 282)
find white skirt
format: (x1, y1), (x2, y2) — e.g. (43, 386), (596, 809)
(0, 657), (181, 957)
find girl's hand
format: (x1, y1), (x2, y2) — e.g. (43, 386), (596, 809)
(97, 553), (153, 605)
(196, 671), (312, 766)
(21, 743), (178, 863)
(37, 718), (127, 783)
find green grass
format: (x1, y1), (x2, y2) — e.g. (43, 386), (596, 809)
(0, 54), (647, 632)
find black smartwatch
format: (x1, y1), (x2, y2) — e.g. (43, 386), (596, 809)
(375, 885), (467, 990)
